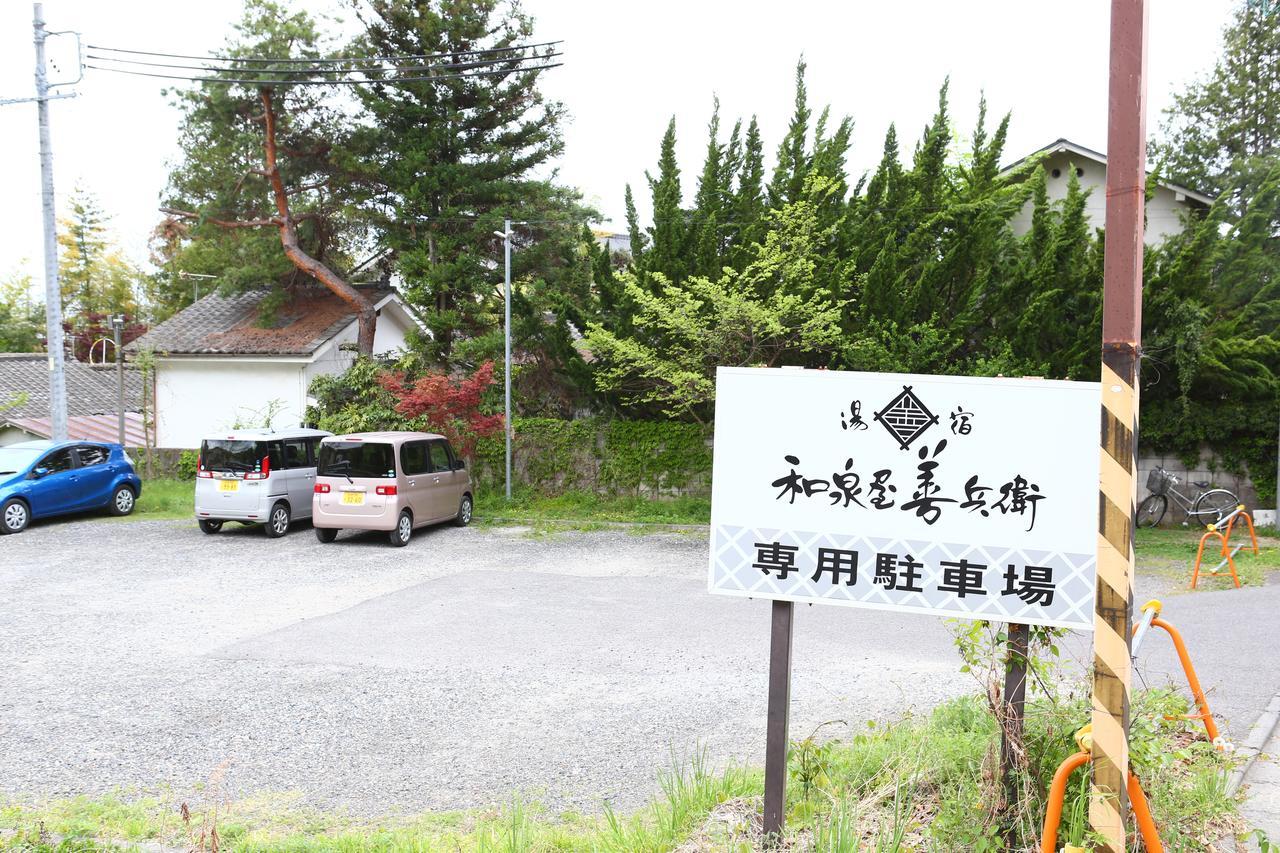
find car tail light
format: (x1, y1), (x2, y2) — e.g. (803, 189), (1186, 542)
(244, 455), (271, 480)
(314, 483), (331, 494)
(376, 485), (397, 496)
(196, 454), (213, 478)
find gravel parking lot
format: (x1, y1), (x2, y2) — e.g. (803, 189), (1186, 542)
(1, 516), (1275, 816)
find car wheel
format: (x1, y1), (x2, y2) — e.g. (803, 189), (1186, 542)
(199, 519), (224, 535)
(455, 494), (473, 527)
(389, 510), (412, 547)
(1, 498), (30, 534)
(265, 502), (291, 538)
(108, 485), (136, 516)
(315, 526), (337, 543)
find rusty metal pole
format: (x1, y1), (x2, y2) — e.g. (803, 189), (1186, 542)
(761, 600), (793, 845)
(1091, 0), (1148, 849)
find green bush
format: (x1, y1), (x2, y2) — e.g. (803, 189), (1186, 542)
(176, 450), (198, 480)
(473, 417), (712, 497)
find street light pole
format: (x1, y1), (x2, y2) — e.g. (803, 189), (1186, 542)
(111, 314), (125, 446)
(33, 2), (68, 442)
(503, 218), (512, 501)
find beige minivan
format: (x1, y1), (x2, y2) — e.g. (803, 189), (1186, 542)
(312, 431), (473, 546)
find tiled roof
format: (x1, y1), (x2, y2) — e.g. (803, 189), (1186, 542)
(4, 412), (148, 447)
(0, 353), (142, 419)
(127, 285), (394, 356)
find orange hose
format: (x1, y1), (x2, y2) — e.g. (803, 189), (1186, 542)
(1042, 755), (1166, 852)
(1040, 751), (1090, 852)
(1128, 771), (1164, 852)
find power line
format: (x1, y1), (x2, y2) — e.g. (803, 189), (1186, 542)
(85, 39), (562, 65)
(84, 61), (564, 86)
(83, 50), (562, 76)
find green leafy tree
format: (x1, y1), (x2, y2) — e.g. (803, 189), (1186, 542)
(58, 187), (144, 321)
(0, 269), (43, 352)
(584, 194), (844, 424)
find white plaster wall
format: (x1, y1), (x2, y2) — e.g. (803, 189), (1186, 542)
(155, 359), (307, 449)
(1007, 152), (1196, 245)
(157, 304), (414, 449)
(0, 425), (36, 447)
(302, 306), (413, 404)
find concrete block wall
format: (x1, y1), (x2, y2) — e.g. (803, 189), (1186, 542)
(1136, 446), (1260, 524)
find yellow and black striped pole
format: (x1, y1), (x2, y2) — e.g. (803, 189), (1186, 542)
(1092, 0), (1147, 849)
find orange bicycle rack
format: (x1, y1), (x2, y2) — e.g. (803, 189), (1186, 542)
(1040, 726), (1163, 853)
(1189, 505), (1258, 589)
(1042, 602), (1226, 850)
(1130, 599), (1222, 745)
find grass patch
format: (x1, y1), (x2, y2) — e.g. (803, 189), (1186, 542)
(1135, 525), (1280, 588)
(474, 487), (710, 527)
(118, 478), (193, 522)
(0, 692), (1243, 852)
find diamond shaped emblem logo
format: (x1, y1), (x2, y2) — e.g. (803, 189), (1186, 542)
(874, 385), (939, 450)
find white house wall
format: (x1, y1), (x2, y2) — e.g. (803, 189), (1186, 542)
(156, 302), (414, 449)
(0, 425), (35, 447)
(302, 304), (414, 404)
(1007, 152), (1195, 245)
(155, 359), (308, 448)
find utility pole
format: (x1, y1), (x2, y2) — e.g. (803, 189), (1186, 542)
(504, 218), (512, 501)
(111, 314), (125, 445)
(494, 220), (517, 500)
(1090, 0), (1147, 849)
(33, 3), (72, 441)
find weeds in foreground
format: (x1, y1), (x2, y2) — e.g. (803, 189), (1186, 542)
(0, 690), (1242, 852)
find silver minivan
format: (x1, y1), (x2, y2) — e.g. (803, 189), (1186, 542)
(194, 427), (331, 537)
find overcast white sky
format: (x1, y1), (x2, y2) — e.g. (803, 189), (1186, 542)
(0, 0), (1234, 296)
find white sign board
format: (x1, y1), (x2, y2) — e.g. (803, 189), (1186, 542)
(708, 368), (1100, 630)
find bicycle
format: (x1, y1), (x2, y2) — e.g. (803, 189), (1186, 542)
(1137, 467), (1239, 528)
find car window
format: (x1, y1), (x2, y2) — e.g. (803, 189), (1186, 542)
(38, 448), (75, 473)
(427, 441), (452, 473)
(201, 440), (268, 474)
(77, 445), (109, 467)
(282, 439), (309, 470)
(305, 437), (322, 465)
(400, 441), (430, 476)
(317, 442), (396, 478)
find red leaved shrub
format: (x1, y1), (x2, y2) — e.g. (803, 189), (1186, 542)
(377, 360), (504, 458)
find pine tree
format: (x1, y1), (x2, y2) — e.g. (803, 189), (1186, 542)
(58, 186), (144, 324)
(353, 0), (580, 364)
(767, 59), (811, 209)
(645, 117), (686, 286)
(624, 183), (647, 265)
(691, 98), (727, 278)
(1152, 2), (1280, 206)
(729, 116), (767, 266)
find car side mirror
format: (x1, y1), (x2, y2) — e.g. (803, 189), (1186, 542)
(30, 467), (49, 479)
(453, 460), (466, 471)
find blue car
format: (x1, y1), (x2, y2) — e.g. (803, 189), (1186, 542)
(0, 440), (143, 534)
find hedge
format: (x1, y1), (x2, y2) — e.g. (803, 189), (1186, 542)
(472, 417), (712, 496)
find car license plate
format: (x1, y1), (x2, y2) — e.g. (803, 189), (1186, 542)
(219, 479), (239, 493)
(341, 491), (364, 506)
